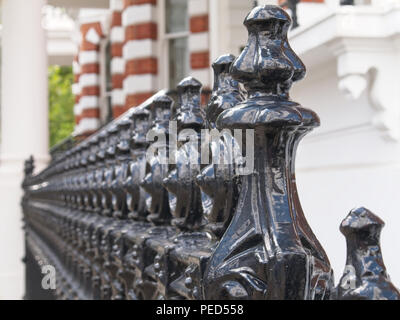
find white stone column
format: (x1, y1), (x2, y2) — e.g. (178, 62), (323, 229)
(0, 0), (49, 299)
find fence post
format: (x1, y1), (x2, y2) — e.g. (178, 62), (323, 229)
(141, 95), (174, 225)
(336, 207), (400, 300)
(163, 77), (205, 231)
(197, 54), (244, 239)
(203, 5), (333, 300)
(125, 109), (151, 221)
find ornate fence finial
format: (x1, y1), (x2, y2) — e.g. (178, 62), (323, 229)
(102, 125), (118, 217)
(163, 77), (205, 231)
(79, 141), (91, 211)
(106, 125), (119, 160)
(131, 108), (151, 148)
(141, 94), (173, 225)
(204, 5), (333, 300)
(230, 5), (305, 99)
(206, 54), (246, 129)
(340, 0), (354, 5)
(96, 131), (108, 162)
(125, 108), (150, 221)
(73, 145), (84, 211)
(111, 118), (132, 219)
(196, 54), (244, 238)
(85, 137), (99, 212)
(150, 94), (173, 130)
(93, 131), (107, 214)
(80, 141), (90, 168)
(88, 136), (99, 165)
(176, 76), (204, 130)
(336, 207), (400, 300)
(24, 155), (35, 178)
(116, 118), (132, 156)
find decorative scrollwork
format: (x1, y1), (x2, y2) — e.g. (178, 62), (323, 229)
(21, 4), (399, 301)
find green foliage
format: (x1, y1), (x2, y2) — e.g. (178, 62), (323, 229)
(48, 65), (75, 148)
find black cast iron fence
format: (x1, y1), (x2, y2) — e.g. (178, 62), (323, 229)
(21, 5), (399, 300)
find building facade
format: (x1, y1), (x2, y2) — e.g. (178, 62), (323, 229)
(72, 0), (220, 137)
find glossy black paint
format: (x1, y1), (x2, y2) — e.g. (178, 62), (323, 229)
(21, 5), (399, 301)
(141, 95), (173, 225)
(204, 5), (332, 300)
(163, 76), (205, 231)
(335, 207), (400, 300)
(197, 54), (244, 239)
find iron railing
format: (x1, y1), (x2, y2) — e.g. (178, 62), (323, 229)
(22, 5), (399, 300)
(49, 136), (77, 162)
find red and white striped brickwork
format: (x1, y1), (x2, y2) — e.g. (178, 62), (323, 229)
(122, 0), (158, 111)
(72, 0), (218, 135)
(188, 0), (211, 105)
(110, 0), (126, 118)
(75, 21), (105, 137)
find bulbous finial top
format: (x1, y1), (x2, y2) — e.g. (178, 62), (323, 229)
(177, 76), (202, 94)
(176, 76), (204, 130)
(64, 150), (71, 170)
(106, 125), (118, 159)
(207, 54), (245, 127)
(116, 118), (132, 155)
(153, 94), (174, 110)
(73, 145), (82, 169)
(150, 95), (173, 133)
(130, 107), (150, 148)
(340, 207), (385, 238)
(337, 207), (400, 300)
(117, 118), (132, 131)
(24, 155), (35, 177)
(212, 54), (236, 75)
(96, 131), (108, 161)
(216, 5), (317, 131)
(80, 141), (90, 167)
(129, 106), (150, 121)
(230, 5), (305, 97)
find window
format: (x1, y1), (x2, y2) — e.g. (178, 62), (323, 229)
(161, 0), (189, 89)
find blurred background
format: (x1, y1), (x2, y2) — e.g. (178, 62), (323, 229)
(1, 0), (400, 299)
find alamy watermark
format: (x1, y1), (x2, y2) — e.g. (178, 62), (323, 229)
(340, 265), (356, 290)
(37, 257), (56, 290)
(145, 121), (255, 175)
